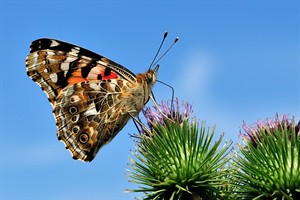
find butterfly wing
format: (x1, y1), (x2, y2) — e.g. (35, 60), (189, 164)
(26, 38), (158, 162)
(26, 38), (136, 106)
(26, 39), (145, 161)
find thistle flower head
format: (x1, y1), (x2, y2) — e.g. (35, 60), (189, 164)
(241, 114), (300, 146)
(141, 98), (193, 131)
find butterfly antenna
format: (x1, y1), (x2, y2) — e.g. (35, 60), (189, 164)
(152, 37), (179, 67)
(149, 31), (168, 69)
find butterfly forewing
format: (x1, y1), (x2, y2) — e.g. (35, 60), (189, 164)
(26, 39), (136, 106)
(26, 38), (157, 162)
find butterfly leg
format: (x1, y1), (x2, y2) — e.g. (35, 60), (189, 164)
(128, 112), (153, 136)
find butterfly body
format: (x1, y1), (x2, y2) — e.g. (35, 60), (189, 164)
(26, 38), (157, 161)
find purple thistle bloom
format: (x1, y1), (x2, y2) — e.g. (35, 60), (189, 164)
(141, 98), (193, 131)
(241, 114), (300, 146)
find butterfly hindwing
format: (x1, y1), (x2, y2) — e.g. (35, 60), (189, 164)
(54, 79), (142, 161)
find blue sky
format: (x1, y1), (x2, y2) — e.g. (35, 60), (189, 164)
(1, 0), (299, 199)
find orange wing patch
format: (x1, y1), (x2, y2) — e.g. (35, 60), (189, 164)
(68, 69), (86, 85)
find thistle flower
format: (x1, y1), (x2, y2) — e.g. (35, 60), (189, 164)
(141, 98), (193, 130)
(232, 114), (300, 199)
(241, 114), (300, 147)
(127, 99), (232, 199)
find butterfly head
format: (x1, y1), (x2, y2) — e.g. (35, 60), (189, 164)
(146, 64), (159, 86)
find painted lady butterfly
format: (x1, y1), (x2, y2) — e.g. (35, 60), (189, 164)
(26, 38), (161, 162)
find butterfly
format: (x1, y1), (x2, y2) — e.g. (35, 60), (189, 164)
(26, 38), (161, 162)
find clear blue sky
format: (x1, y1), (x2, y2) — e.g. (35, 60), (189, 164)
(1, 0), (299, 199)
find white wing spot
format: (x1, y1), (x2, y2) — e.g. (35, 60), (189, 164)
(89, 83), (99, 90)
(87, 66), (102, 80)
(61, 62), (70, 71)
(50, 40), (60, 47)
(49, 73), (58, 83)
(84, 107), (98, 116)
(65, 56), (77, 63)
(98, 60), (108, 66)
(81, 55), (92, 61)
(46, 51), (55, 55)
(71, 47), (80, 54)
